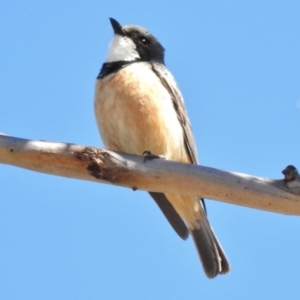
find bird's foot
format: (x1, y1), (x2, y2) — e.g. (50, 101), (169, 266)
(143, 150), (165, 162)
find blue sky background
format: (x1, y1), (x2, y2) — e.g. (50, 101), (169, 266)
(1, 1), (300, 299)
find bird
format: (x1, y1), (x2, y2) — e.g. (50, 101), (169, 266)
(94, 18), (230, 278)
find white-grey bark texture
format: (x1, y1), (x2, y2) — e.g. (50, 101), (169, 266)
(1, 133), (300, 215)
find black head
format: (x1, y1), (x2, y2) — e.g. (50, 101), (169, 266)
(109, 18), (165, 64)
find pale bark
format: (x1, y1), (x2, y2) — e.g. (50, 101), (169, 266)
(1, 133), (300, 215)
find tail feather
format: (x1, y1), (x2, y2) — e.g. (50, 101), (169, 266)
(190, 217), (230, 278)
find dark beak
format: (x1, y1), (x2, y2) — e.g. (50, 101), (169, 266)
(109, 18), (124, 36)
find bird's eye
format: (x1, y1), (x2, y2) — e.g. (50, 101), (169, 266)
(140, 37), (149, 46)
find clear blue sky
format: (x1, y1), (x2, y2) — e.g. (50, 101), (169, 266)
(1, 1), (300, 299)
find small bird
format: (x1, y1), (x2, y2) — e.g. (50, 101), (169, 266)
(94, 18), (230, 278)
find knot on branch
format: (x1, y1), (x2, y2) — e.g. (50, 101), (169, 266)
(282, 165), (300, 195)
(282, 165), (300, 183)
(75, 147), (128, 182)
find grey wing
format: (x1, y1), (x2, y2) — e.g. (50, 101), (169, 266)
(146, 63), (200, 239)
(151, 63), (199, 165)
(147, 62), (205, 238)
(151, 63), (206, 214)
(149, 192), (189, 240)
(151, 63), (230, 278)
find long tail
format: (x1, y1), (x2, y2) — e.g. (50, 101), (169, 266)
(190, 212), (230, 278)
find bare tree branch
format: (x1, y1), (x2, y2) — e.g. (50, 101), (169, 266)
(1, 133), (300, 215)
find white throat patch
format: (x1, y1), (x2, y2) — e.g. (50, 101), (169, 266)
(106, 35), (140, 62)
